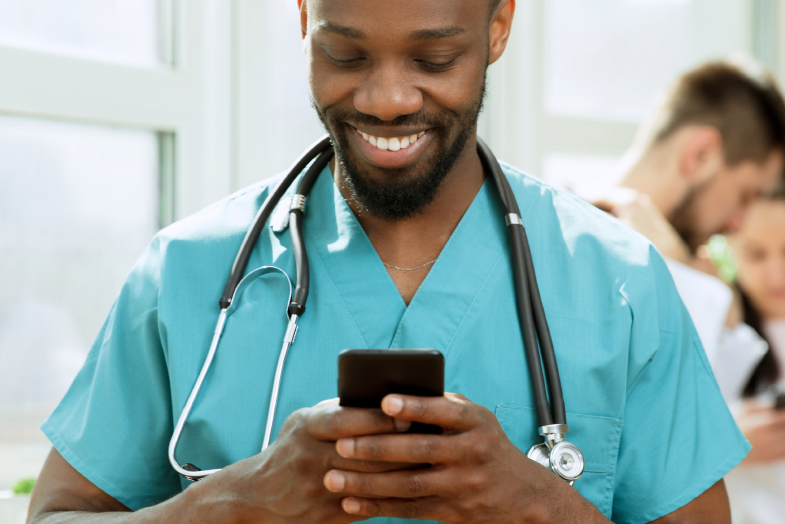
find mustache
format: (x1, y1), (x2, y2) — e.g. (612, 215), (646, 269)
(318, 103), (458, 130)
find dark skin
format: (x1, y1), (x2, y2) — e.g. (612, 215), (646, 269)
(28, 1), (733, 523)
(306, 0), (488, 304)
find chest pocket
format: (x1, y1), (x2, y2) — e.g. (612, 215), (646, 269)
(495, 405), (622, 518)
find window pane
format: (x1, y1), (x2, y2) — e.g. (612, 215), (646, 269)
(543, 153), (621, 194)
(0, 0), (171, 66)
(0, 115), (160, 490)
(236, 0), (325, 188)
(544, 0), (752, 121)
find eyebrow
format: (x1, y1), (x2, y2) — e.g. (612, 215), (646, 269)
(318, 21), (366, 39)
(410, 26), (466, 40)
(317, 21), (466, 41)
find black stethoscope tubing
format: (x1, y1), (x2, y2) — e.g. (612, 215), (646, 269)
(219, 135), (566, 430)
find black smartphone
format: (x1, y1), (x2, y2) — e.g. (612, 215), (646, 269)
(338, 349), (444, 434)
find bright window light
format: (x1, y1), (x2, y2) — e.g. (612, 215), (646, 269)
(0, 115), (159, 490)
(544, 0), (751, 121)
(543, 153), (622, 193)
(0, 0), (172, 66)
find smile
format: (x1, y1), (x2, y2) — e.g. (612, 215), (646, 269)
(347, 124), (434, 169)
(352, 126), (426, 152)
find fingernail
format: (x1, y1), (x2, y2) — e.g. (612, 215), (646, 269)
(384, 396), (404, 415)
(337, 437), (355, 457)
(325, 470), (346, 492)
(343, 498), (361, 514)
(393, 418), (412, 432)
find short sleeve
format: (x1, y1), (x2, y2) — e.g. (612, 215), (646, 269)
(40, 237), (181, 510)
(610, 248), (750, 523)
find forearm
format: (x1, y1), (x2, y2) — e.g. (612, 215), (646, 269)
(29, 476), (250, 524)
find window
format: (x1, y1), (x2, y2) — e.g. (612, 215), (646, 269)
(0, 115), (160, 492)
(0, 0), (232, 500)
(234, 0), (324, 188)
(542, 153), (622, 191)
(0, 0), (172, 67)
(544, 0), (751, 121)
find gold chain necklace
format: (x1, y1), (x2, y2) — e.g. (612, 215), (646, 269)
(382, 259), (437, 272)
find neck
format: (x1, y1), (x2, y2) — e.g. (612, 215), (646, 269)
(618, 144), (684, 220)
(331, 134), (485, 305)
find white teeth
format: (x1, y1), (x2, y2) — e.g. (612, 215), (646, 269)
(355, 127), (426, 152)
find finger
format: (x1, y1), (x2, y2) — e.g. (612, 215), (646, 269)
(305, 439), (422, 474)
(324, 468), (449, 499)
(331, 456), (422, 474)
(336, 433), (458, 464)
(341, 496), (438, 520)
(381, 393), (477, 430)
(307, 405), (407, 440)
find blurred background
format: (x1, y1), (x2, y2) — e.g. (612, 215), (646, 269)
(1, 0), (784, 518)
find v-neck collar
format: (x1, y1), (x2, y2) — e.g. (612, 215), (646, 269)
(304, 165), (526, 353)
(388, 176), (509, 354)
(305, 168), (405, 349)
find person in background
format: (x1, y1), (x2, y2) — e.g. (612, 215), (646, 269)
(588, 58), (785, 402)
(723, 186), (785, 524)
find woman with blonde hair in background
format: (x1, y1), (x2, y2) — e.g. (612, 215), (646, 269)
(725, 184), (785, 523)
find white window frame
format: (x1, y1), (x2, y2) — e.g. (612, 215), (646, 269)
(0, 0), (234, 223)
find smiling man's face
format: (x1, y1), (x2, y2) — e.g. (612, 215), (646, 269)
(301, 0), (504, 220)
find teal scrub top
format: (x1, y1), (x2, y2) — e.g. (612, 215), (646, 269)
(42, 162), (749, 524)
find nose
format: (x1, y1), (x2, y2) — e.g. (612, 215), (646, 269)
(354, 63), (423, 122)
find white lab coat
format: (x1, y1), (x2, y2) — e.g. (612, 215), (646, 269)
(667, 260), (785, 524)
(666, 260), (767, 405)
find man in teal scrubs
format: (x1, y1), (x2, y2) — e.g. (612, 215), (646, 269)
(28, 1), (748, 523)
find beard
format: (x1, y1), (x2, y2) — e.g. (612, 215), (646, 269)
(669, 179), (712, 254)
(313, 77), (487, 222)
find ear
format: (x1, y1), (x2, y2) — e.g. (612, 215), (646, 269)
(298, 0), (308, 40)
(489, 0), (516, 65)
(678, 126), (724, 185)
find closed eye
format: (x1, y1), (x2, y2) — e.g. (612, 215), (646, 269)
(326, 55), (366, 67)
(417, 57), (459, 72)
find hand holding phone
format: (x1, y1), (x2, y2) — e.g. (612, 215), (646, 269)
(338, 349), (444, 434)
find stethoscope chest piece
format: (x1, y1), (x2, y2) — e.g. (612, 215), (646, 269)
(527, 424), (584, 485)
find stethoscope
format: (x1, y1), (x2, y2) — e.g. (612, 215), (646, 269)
(168, 135), (585, 484)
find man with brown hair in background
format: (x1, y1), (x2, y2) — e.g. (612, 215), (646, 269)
(588, 58), (785, 522)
